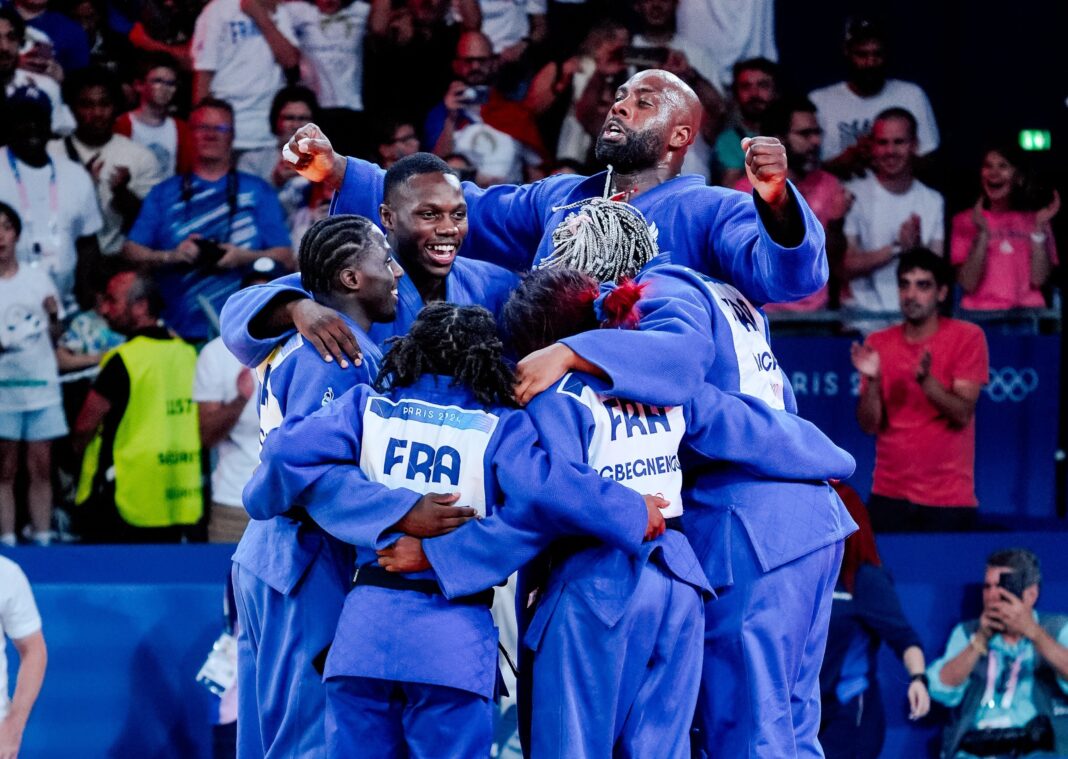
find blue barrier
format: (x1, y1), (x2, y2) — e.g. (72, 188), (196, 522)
(4, 534), (1068, 758)
(775, 333), (1062, 520)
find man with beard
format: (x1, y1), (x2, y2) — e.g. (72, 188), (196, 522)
(734, 96), (852, 311)
(809, 15), (939, 178)
(282, 67), (827, 330)
(714, 57), (777, 187)
(219, 152), (517, 367)
(851, 248), (988, 533)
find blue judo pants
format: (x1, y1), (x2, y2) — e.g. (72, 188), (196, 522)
(324, 676), (494, 758)
(232, 548), (350, 759)
(530, 561), (704, 759)
(693, 519), (843, 759)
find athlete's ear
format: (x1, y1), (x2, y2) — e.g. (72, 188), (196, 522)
(338, 266), (361, 293)
(669, 124), (693, 150)
(379, 202), (395, 231)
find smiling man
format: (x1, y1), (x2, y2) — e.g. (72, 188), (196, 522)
(219, 152), (518, 367)
(851, 248), (989, 532)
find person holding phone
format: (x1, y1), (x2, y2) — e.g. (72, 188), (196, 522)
(927, 548), (1068, 758)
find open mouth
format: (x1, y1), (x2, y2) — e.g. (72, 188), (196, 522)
(425, 243), (457, 266)
(601, 120), (626, 143)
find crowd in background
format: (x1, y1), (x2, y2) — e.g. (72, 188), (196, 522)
(0, 0), (1061, 543)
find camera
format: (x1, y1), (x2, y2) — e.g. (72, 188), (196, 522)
(194, 238), (226, 268)
(456, 85), (490, 106)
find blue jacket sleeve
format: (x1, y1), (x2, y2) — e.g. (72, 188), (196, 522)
(682, 386), (856, 481)
(219, 272), (307, 367)
(852, 564), (923, 658)
(699, 182), (828, 305)
(559, 268), (716, 405)
(329, 157), (386, 219)
(423, 408), (648, 599)
(297, 466), (422, 550)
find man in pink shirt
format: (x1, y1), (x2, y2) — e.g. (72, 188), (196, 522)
(851, 248), (989, 532)
(735, 96), (851, 311)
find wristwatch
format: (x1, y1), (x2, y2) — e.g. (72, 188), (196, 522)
(910, 673), (929, 688)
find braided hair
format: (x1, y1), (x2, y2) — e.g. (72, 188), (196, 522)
(298, 214), (384, 295)
(503, 267), (646, 358)
(375, 303), (517, 407)
(537, 197), (659, 283)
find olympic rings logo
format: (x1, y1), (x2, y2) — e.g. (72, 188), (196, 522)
(984, 367), (1039, 403)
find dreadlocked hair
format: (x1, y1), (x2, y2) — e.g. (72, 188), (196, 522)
(537, 197), (659, 283)
(375, 303), (517, 407)
(298, 214), (383, 295)
(502, 268), (646, 357)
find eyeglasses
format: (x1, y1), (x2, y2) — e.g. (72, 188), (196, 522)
(391, 133), (419, 145)
(457, 56), (493, 65)
(148, 77), (178, 87)
(192, 124), (234, 135)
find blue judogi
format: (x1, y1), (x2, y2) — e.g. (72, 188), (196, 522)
(558, 265), (858, 759)
(231, 314), (381, 759)
(219, 261), (517, 369)
(420, 372), (854, 758)
(331, 156), (828, 305)
(243, 376), (655, 758)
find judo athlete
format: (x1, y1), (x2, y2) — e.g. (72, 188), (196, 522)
(219, 153), (517, 368)
(282, 68), (827, 321)
(378, 267), (859, 758)
(510, 204), (858, 758)
(242, 303), (671, 759)
(230, 214), (403, 759)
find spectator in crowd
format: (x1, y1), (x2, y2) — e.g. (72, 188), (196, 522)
(809, 16), (939, 179)
(852, 248), (989, 532)
(426, 30), (547, 184)
(842, 107), (943, 329)
(72, 266), (203, 543)
(0, 201), (64, 547)
(0, 97), (103, 308)
(478, 0), (545, 64)
(128, 0), (197, 70)
(735, 96), (851, 311)
(0, 7), (75, 138)
(674, 0), (776, 90)
(191, 0), (300, 173)
(368, 117), (420, 169)
(114, 52), (193, 178)
(240, 84), (317, 183)
(6, 0), (90, 75)
(625, 0), (724, 182)
(49, 66), (164, 256)
(952, 143), (1060, 313)
(553, 18), (628, 167)
(195, 262), (281, 543)
(714, 57), (777, 187)
(928, 548), (1068, 758)
(122, 97), (293, 342)
(363, 0), (480, 126)
(819, 483), (930, 758)
(0, 554), (47, 757)
(286, 0), (369, 157)
(60, 0), (133, 74)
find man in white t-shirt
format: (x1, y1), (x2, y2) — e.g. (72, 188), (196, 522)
(48, 68), (165, 256)
(675, 0), (777, 90)
(809, 16), (939, 177)
(194, 333), (258, 543)
(842, 107), (943, 330)
(0, 8), (75, 136)
(0, 98), (103, 307)
(0, 555), (47, 757)
(191, 0), (300, 171)
(287, 0), (368, 112)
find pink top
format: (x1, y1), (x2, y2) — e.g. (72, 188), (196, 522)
(950, 209), (1058, 311)
(735, 170), (845, 312)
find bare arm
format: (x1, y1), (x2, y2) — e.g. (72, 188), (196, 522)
(73, 388), (112, 459)
(129, 23), (193, 69)
(241, 0), (300, 69)
(956, 229), (989, 294)
(843, 235), (899, 277)
(919, 376), (980, 428)
(454, 0), (481, 30)
(198, 395), (250, 448)
(122, 238), (199, 267)
(938, 624), (992, 687)
(851, 342), (883, 434)
(193, 70), (214, 105)
(0, 632), (47, 759)
(56, 347), (103, 372)
(1030, 193), (1059, 289)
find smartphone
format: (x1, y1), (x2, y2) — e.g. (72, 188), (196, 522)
(456, 85), (490, 106)
(195, 238), (226, 268)
(623, 46), (670, 70)
(998, 570), (1027, 598)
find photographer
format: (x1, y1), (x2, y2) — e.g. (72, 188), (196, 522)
(927, 548), (1068, 758)
(121, 98), (294, 342)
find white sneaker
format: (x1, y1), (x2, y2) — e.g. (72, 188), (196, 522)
(0, 533), (16, 548)
(32, 531), (55, 547)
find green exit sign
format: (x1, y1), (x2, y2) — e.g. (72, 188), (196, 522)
(1019, 129), (1051, 151)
